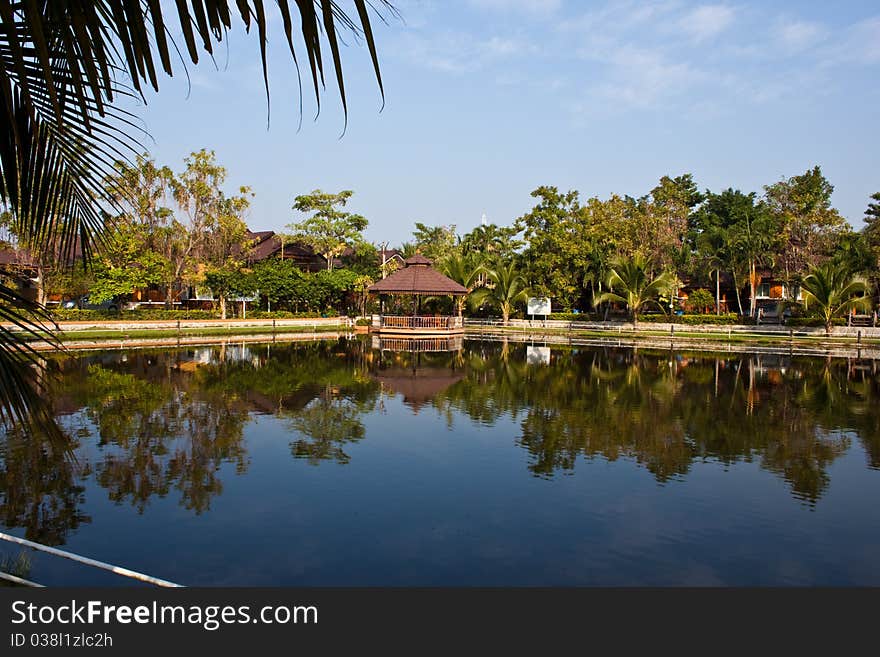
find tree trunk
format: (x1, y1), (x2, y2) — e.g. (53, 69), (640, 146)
(219, 295), (227, 320)
(34, 266), (45, 306)
(732, 271), (744, 316)
(749, 260), (757, 317)
(716, 269), (721, 316)
(502, 304), (510, 325)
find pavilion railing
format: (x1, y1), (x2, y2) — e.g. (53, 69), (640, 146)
(378, 315), (463, 330)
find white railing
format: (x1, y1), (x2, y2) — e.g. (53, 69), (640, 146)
(372, 336), (464, 352)
(462, 318), (880, 339)
(379, 315), (463, 330)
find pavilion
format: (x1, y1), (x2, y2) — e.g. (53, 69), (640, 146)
(367, 254), (468, 335)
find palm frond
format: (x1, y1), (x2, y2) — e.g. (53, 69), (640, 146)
(0, 1), (394, 437)
(0, 282), (64, 445)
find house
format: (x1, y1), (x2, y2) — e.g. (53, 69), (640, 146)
(0, 246), (40, 303)
(679, 267), (804, 315)
(245, 231), (335, 271)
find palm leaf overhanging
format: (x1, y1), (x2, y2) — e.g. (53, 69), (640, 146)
(0, 1), (393, 437)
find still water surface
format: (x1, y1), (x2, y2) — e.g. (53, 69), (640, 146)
(2, 337), (879, 585)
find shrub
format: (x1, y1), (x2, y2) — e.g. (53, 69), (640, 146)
(641, 313), (745, 325)
(50, 308), (331, 322)
(786, 317), (847, 328)
(355, 318), (371, 326)
(51, 309), (220, 321)
(548, 312), (599, 322)
(247, 311), (325, 319)
(685, 289), (715, 314)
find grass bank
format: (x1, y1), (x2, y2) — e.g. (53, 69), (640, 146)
(54, 324), (342, 342)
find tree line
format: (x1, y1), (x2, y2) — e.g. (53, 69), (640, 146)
(6, 160), (877, 329)
(404, 167), (879, 330)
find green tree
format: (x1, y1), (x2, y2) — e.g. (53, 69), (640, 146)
(470, 260), (529, 325)
(288, 190), (368, 271)
(412, 222), (458, 261)
(89, 224), (168, 305)
(200, 189), (255, 318)
(518, 186), (584, 310)
(863, 192), (880, 269)
(830, 230), (874, 277)
(203, 269), (255, 318)
(694, 225), (728, 314)
(172, 150), (233, 289)
(764, 166), (847, 289)
(800, 262), (873, 334)
(648, 173), (703, 271)
(594, 255), (675, 324)
(691, 188), (771, 315)
(729, 203), (778, 318)
(312, 269), (360, 314)
(103, 154), (177, 304)
(439, 252), (485, 316)
(460, 223), (522, 261)
(686, 289), (715, 314)
(251, 259), (306, 311)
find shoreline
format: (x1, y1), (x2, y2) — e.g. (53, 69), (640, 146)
(6, 316), (877, 359)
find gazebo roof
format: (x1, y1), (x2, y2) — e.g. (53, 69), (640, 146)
(368, 255), (468, 296)
(375, 368), (465, 412)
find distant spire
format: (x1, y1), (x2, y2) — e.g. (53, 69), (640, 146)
(481, 212), (488, 226)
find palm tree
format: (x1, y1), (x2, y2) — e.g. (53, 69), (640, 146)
(800, 262), (872, 335)
(0, 2), (392, 434)
(594, 255), (675, 325)
(696, 226), (728, 315)
(470, 260), (529, 325)
(439, 252), (484, 316)
(730, 211), (776, 317)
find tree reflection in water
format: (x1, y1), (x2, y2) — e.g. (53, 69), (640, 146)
(0, 337), (878, 547)
(435, 343), (879, 505)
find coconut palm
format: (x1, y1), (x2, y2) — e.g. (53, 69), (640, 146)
(0, 2), (392, 434)
(696, 225), (729, 315)
(470, 260), (529, 325)
(594, 255), (676, 325)
(800, 262), (873, 335)
(439, 252), (484, 316)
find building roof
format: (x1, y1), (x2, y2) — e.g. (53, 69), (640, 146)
(0, 247), (35, 267)
(367, 255), (468, 296)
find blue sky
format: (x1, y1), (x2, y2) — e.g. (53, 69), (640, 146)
(123, 1), (880, 241)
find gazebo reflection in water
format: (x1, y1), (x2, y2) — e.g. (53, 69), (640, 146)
(371, 335), (464, 353)
(369, 334), (465, 413)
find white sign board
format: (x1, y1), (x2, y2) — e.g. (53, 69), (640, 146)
(526, 345), (551, 366)
(527, 297), (551, 316)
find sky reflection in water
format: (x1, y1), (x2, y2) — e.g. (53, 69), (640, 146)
(1, 337), (879, 586)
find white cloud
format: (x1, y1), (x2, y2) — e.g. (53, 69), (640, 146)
(468, 0), (561, 14)
(777, 20), (827, 53)
(679, 4), (735, 42)
(392, 30), (535, 74)
(593, 45), (708, 108)
(560, 1), (681, 35)
(837, 16), (880, 63)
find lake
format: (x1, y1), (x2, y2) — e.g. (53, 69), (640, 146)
(2, 337), (879, 586)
